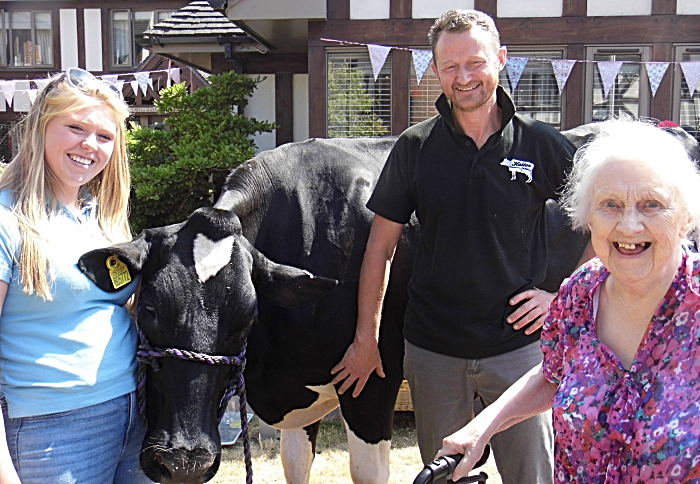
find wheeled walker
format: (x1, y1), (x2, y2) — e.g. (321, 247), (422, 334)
(412, 444), (490, 484)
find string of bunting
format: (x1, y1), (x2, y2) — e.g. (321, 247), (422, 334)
(0, 67), (182, 109)
(321, 38), (700, 99)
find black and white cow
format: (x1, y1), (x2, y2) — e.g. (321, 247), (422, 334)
(78, 125), (697, 484)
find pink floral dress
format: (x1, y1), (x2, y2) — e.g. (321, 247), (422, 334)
(541, 250), (700, 483)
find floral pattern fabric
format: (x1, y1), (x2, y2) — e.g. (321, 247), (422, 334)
(541, 250), (700, 483)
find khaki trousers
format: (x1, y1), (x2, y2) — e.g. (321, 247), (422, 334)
(404, 340), (554, 484)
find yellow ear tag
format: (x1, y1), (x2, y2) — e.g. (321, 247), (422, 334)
(106, 255), (131, 289)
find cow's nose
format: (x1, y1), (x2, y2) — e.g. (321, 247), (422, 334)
(154, 448), (217, 484)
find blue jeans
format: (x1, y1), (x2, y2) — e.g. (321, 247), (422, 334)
(2, 391), (152, 484)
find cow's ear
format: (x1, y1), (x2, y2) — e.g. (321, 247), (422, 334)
(78, 231), (151, 292)
(252, 250), (338, 308)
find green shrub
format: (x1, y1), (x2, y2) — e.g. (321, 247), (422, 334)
(127, 72), (274, 233)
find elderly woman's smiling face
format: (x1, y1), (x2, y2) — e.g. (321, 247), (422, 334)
(588, 157), (689, 286)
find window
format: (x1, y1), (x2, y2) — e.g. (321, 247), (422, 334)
(409, 48), (565, 130)
(673, 45), (700, 141)
(111, 10), (173, 67)
(499, 50), (564, 130)
(1, 10), (53, 67)
(585, 46), (651, 123)
(326, 50), (391, 138)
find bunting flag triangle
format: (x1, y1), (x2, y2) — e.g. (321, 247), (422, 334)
(644, 62), (670, 97)
(116, 80), (125, 93)
(597, 61), (623, 99)
(0, 81), (16, 108)
(505, 57), (528, 92)
(680, 61), (700, 97)
(551, 59), (576, 95)
(130, 80), (139, 97)
(170, 68), (181, 86)
(27, 89), (38, 105)
(33, 78), (50, 91)
(367, 44), (392, 82)
(134, 72), (151, 96)
(411, 49), (433, 86)
(101, 74), (119, 85)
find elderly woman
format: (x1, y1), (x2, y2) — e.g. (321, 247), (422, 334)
(438, 119), (700, 482)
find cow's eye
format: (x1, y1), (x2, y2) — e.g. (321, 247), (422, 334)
(140, 303), (158, 322)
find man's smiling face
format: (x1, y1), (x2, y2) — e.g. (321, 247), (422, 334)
(431, 27), (506, 114)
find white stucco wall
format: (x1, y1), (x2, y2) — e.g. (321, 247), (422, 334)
(246, 75), (276, 153)
(677, 0), (700, 15)
(350, 0), (390, 19)
(84, 9), (103, 72)
(587, 0), (652, 16)
(498, 0), (562, 17)
(412, 0), (475, 19)
(293, 74), (309, 142)
(59, 9), (79, 70)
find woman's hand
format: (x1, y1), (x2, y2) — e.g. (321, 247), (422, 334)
(436, 422), (490, 482)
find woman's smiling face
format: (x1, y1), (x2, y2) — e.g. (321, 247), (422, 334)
(43, 104), (116, 206)
(588, 157), (689, 286)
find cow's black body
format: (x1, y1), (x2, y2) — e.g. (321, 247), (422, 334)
(77, 124), (697, 484)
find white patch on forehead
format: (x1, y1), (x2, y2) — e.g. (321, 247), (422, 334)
(193, 234), (235, 283)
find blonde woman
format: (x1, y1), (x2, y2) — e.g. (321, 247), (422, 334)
(0, 69), (148, 483)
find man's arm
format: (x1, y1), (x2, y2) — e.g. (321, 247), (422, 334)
(331, 214), (404, 397)
(507, 240), (594, 334)
(0, 281), (21, 484)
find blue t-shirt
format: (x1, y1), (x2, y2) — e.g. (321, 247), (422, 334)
(0, 190), (139, 418)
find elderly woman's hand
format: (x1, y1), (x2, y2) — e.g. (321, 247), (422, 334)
(506, 288), (555, 334)
(436, 423), (490, 482)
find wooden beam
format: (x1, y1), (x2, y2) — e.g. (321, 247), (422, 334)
(652, 0), (676, 15)
(101, 8), (110, 73)
(309, 16), (700, 47)
(390, 0), (412, 19)
(650, 42), (673, 121)
(327, 0), (350, 20)
(564, 44), (585, 130)
(474, 0), (497, 17)
(77, 8), (86, 70)
(391, 48), (409, 135)
(563, 0), (587, 17)
(308, 45), (327, 138)
(275, 73), (294, 146)
(234, 53), (308, 74)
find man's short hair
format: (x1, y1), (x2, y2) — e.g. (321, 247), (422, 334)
(428, 10), (501, 58)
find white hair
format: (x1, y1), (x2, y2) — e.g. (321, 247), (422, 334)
(561, 119), (700, 236)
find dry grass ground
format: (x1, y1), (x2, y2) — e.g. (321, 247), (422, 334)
(212, 412), (501, 484)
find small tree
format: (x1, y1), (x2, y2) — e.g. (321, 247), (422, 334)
(127, 71), (274, 233)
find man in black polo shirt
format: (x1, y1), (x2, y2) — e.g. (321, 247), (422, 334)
(331, 9), (584, 483)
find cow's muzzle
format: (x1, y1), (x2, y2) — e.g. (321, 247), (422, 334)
(142, 446), (220, 484)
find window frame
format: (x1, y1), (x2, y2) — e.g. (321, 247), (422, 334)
(1, 9), (54, 68)
(109, 9), (173, 69)
(672, 44), (700, 140)
(499, 46), (568, 131)
(325, 47), (393, 138)
(584, 45), (652, 123)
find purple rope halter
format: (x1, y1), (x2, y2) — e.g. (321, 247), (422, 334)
(136, 329), (253, 484)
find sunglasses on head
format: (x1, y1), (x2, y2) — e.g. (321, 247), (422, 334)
(42, 67), (124, 101)
(65, 67), (124, 100)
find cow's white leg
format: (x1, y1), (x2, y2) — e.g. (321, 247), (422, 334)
(343, 416), (391, 484)
(280, 427), (315, 484)
(276, 383), (340, 484)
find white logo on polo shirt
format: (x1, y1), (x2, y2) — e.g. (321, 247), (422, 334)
(500, 158), (534, 183)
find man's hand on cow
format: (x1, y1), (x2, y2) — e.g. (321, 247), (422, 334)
(331, 339), (385, 398)
(506, 288), (555, 335)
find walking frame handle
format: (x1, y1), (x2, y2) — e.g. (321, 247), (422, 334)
(412, 444), (490, 484)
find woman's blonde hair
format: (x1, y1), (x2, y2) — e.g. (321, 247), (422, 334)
(0, 72), (132, 300)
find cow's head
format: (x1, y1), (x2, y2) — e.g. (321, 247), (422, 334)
(79, 207), (337, 483)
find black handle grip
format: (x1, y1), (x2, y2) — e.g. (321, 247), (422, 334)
(412, 444), (490, 484)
